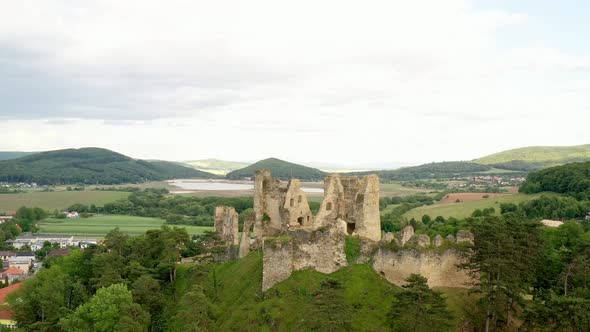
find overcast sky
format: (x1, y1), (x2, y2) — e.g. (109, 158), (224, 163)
(0, 0), (588, 166)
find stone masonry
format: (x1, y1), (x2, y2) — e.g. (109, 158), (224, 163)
(214, 206), (239, 246)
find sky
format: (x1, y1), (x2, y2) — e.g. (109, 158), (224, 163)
(0, 0), (588, 166)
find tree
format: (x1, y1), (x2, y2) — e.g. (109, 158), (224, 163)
(59, 283), (149, 332)
(460, 215), (544, 332)
(307, 279), (353, 331)
(389, 274), (453, 332)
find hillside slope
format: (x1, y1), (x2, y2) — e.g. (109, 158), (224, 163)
(475, 144), (590, 171)
(348, 161), (515, 181)
(226, 157), (326, 181)
(170, 252), (480, 330)
(182, 159), (250, 175)
(0, 148), (217, 185)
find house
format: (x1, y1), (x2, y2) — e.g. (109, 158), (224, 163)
(66, 211), (79, 219)
(1, 267), (26, 283)
(7, 258), (30, 274)
(0, 216), (12, 224)
(15, 252), (34, 263)
(7, 236), (74, 251)
(0, 282), (22, 329)
(0, 252), (15, 261)
(47, 249), (69, 258)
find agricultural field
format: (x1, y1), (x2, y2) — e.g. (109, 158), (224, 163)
(38, 214), (211, 236)
(0, 191), (130, 212)
(380, 182), (432, 196)
(403, 193), (546, 220)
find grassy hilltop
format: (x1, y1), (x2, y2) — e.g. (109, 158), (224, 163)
(226, 157), (326, 181)
(0, 147), (218, 185)
(474, 144), (590, 171)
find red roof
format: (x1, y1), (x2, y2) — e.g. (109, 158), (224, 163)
(0, 309), (14, 320)
(0, 282), (22, 304)
(5, 211), (16, 216)
(14, 224), (22, 232)
(2, 267), (25, 276)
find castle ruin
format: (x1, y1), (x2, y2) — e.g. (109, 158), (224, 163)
(214, 170), (473, 291)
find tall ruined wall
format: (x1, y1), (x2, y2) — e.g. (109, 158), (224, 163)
(253, 170), (286, 241)
(372, 249), (471, 288)
(262, 224), (347, 291)
(283, 179), (314, 227)
(354, 175), (381, 241)
(312, 174), (381, 241)
(214, 206), (239, 246)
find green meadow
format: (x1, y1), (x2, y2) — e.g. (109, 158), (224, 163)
(0, 191), (130, 212)
(402, 193), (546, 220)
(38, 214), (212, 236)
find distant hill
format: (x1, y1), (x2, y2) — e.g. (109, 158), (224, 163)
(0, 151), (36, 161)
(475, 144), (590, 171)
(226, 158), (326, 181)
(0, 148), (218, 185)
(347, 161), (518, 181)
(183, 159), (251, 175)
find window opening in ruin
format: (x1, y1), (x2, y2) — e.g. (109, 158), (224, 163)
(307, 216), (310, 222)
(297, 217), (304, 225)
(326, 202), (332, 211)
(290, 198), (294, 207)
(298, 195), (302, 203)
(347, 223), (355, 235)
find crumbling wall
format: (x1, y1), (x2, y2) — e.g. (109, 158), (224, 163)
(262, 224), (348, 290)
(214, 206), (239, 246)
(374, 227), (474, 288)
(373, 249), (471, 288)
(262, 237), (294, 291)
(283, 179), (313, 227)
(354, 175), (381, 241)
(254, 170), (286, 241)
(239, 219), (253, 258)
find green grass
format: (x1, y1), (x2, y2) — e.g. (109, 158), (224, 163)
(475, 144), (590, 164)
(403, 193), (546, 220)
(38, 214), (211, 236)
(435, 287), (484, 328)
(172, 252), (479, 331)
(0, 191), (130, 211)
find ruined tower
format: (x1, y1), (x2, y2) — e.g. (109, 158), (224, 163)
(214, 206), (239, 246)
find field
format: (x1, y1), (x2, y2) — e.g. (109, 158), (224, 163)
(437, 192), (510, 204)
(0, 191), (130, 211)
(380, 182), (432, 196)
(403, 193), (545, 220)
(38, 215), (211, 236)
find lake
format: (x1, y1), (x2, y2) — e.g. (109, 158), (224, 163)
(168, 180), (324, 193)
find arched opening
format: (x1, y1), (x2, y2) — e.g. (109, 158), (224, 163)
(297, 217), (304, 225)
(326, 202), (333, 211)
(347, 223), (355, 235)
(307, 216), (310, 222)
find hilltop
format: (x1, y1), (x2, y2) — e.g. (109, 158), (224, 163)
(0, 147), (217, 185)
(474, 144), (590, 171)
(182, 158), (250, 175)
(226, 157), (326, 181)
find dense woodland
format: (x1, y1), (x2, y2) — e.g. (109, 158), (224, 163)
(0, 148), (216, 185)
(520, 161), (590, 199)
(226, 157), (327, 181)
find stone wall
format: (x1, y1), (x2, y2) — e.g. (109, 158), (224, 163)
(372, 249), (471, 288)
(214, 206), (239, 246)
(261, 224), (347, 291)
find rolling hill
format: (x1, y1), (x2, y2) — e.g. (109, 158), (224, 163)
(474, 144), (590, 171)
(0, 147), (218, 185)
(347, 161), (518, 181)
(226, 157), (326, 181)
(182, 159), (251, 175)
